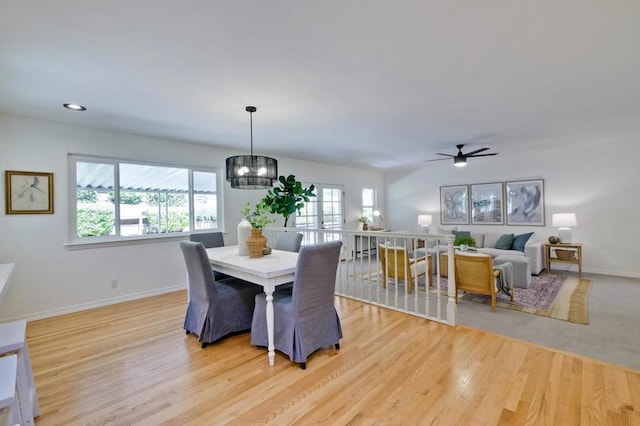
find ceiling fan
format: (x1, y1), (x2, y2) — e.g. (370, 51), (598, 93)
(426, 144), (498, 167)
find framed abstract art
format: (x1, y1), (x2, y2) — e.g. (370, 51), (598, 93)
(505, 179), (544, 226)
(440, 185), (469, 225)
(471, 182), (504, 225)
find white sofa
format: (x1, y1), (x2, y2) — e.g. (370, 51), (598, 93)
(422, 231), (544, 289)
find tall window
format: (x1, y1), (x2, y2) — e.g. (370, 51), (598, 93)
(362, 187), (376, 224)
(71, 155), (221, 242)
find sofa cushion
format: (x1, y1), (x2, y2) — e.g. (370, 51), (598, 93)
(495, 233), (515, 249)
(470, 233), (484, 248)
(483, 233), (501, 248)
(512, 232), (534, 252)
(477, 248), (525, 258)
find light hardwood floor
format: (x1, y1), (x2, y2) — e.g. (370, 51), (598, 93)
(26, 290), (640, 425)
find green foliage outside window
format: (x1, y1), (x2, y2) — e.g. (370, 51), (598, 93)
(143, 210), (189, 233)
(108, 191), (142, 204)
(77, 208), (115, 237)
(148, 193), (186, 207)
(77, 190), (97, 203)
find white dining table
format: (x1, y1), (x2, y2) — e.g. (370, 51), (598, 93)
(206, 245), (298, 366)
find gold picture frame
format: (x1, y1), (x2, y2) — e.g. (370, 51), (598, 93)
(5, 170), (54, 214)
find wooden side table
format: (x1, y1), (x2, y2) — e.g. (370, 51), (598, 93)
(544, 243), (583, 278)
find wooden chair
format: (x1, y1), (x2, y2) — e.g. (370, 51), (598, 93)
(378, 245), (432, 294)
(453, 252), (513, 312)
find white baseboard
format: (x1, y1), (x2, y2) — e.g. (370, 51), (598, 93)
(2, 284), (187, 323)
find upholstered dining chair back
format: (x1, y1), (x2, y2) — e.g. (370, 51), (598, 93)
(180, 241), (262, 347)
(190, 232), (228, 280)
(453, 252), (500, 312)
(291, 240), (342, 313)
(273, 232), (304, 253)
(181, 240), (217, 302)
(190, 232), (225, 248)
(251, 240), (343, 369)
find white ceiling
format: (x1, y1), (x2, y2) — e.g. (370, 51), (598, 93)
(2, 1), (639, 170)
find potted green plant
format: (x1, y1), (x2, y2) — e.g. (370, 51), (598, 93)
(240, 201), (275, 258)
(454, 235), (476, 251)
(262, 175), (316, 227)
(358, 216), (369, 230)
(240, 201), (275, 229)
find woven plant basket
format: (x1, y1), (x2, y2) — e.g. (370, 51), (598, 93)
(555, 249), (575, 260)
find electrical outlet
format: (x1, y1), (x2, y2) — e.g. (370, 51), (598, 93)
(110, 279), (118, 289)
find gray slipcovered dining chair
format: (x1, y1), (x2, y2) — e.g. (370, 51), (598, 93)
(272, 232), (304, 293)
(180, 241), (263, 348)
(251, 240), (343, 369)
(273, 232), (304, 253)
(190, 232), (229, 280)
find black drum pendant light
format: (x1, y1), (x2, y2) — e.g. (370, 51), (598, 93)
(225, 106), (278, 189)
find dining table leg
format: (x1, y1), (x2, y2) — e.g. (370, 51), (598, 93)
(265, 288), (275, 366)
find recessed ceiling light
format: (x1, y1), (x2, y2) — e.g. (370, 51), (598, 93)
(63, 103), (86, 111)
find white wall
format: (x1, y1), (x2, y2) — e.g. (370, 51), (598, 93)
(0, 115), (383, 320)
(384, 134), (640, 277)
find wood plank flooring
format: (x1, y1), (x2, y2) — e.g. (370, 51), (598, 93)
(26, 290), (640, 425)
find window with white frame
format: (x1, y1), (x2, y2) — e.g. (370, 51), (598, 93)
(362, 187), (376, 224)
(70, 155), (222, 242)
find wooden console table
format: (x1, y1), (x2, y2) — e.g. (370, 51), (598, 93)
(544, 243), (583, 278)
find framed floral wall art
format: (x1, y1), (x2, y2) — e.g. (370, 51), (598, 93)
(440, 185), (469, 225)
(5, 170), (54, 214)
(505, 179), (544, 225)
(471, 182), (504, 225)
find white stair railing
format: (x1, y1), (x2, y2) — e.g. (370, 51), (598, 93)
(263, 227), (457, 326)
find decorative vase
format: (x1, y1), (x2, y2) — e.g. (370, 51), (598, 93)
(247, 228), (267, 258)
(237, 219), (251, 256)
(460, 244), (469, 252)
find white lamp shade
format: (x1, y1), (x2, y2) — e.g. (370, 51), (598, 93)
(552, 213), (577, 227)
(418, 214), (432, 226)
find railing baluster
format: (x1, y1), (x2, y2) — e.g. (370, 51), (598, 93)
(263, 226), (455, 325)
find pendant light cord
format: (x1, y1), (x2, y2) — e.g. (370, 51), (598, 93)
(249, 109), (254, 156)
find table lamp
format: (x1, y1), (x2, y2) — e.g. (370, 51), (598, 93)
(552, 213), (577, 243)
(418, 214), (432, 233)
(373, 210), (382, 228)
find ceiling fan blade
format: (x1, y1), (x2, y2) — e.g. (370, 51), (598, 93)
(434, 153), (455, 157)
(467, 153), (498, 158)
(425, 158), (451, 162)
(464, 147), (490, 156)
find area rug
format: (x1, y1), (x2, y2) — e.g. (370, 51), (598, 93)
(350, 271), (592, 324)
(441, 274), (592, 325)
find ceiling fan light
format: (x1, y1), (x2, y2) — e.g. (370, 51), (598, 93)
(454, 157), (467, 167)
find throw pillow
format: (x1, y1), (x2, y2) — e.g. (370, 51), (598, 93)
(495, 233), (515, 250)
(511, 232), (534, 252)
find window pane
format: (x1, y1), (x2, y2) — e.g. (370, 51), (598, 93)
(362, 188), (375, 206)
(76, 162), (116, 237)
(193, 171), (218, 230)
(119, 164), (190, 236)
(362, 187), (376, 223)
